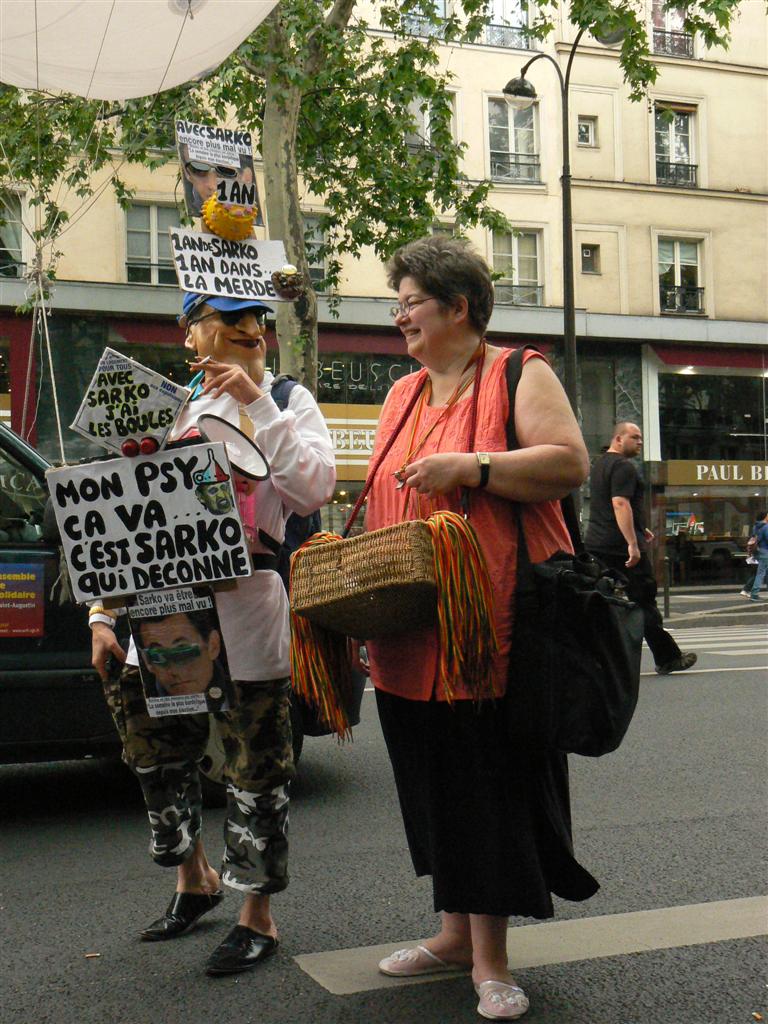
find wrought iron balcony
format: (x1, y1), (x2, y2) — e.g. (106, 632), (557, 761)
(490, 152), (541, 183)
(495, 283), (543, 306)
(403, 15), (445, 38)
(484, 23), (533, 49)
(652, 28), (693, 57)
(660, 284), (705, 314)
(656, 160), (697, 187)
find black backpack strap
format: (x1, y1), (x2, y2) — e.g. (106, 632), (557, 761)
(504, 345), (584, 554)
(270, 374), (298, 411)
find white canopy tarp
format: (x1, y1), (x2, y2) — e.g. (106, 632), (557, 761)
(0, 0), (278, 100)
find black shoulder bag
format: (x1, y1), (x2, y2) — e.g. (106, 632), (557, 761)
(504, 348), (644, 757)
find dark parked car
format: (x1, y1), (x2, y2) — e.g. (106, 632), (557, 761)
(0, 423), (363, 794)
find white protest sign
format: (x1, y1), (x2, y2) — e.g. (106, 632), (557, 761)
(69, 348), (191, 454)
(176, 119), (260, 218)
(169, 228), (288, 302)
(47, 442), (253, 602)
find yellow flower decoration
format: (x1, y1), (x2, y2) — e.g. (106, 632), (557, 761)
(201, 195), (256, 241)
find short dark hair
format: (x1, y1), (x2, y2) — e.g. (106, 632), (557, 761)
(386, 235), (494, 335)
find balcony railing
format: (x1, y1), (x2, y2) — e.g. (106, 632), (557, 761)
(660, 284), (705, 314)
(490, 152), (541, 183)
(484, 23), (533, 49)
(656, 160), (698, 187)
(495, 283), (543, 306)
(403, 15), (445, 38)
(652, 28), (693, 57)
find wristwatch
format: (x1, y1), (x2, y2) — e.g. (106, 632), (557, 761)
(476, 452), (491, 488)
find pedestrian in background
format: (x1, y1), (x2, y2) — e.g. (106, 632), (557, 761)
(585, 423), (697, 675)
(739, 515), (761, 598)
(747, 510), (768, 602)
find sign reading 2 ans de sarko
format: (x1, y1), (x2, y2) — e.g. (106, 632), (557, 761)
(47, 442), (252, 603)
(168, 229), (288, 302)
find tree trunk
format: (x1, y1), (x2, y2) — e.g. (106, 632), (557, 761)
(261, 73), (318, 394)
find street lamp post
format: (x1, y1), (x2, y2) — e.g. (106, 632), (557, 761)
(503, 28), (587, 418)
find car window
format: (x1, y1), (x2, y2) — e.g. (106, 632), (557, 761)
(0, 448), (47, 543)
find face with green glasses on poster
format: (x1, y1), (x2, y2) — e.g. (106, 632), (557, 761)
(137, 611), (222, 696)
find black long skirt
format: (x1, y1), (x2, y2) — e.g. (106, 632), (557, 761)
(375, 689), (599, 918)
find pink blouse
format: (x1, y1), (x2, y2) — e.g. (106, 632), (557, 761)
(365, 347), (572, 702)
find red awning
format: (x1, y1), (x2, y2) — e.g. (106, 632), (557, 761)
(652, 345), (768, 370)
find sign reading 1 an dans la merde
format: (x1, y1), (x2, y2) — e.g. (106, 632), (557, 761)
(666, 461), (768, 486)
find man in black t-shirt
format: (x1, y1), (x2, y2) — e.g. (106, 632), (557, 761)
(585, 422), (697, 675)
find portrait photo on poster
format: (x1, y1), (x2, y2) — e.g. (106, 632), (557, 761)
(176, 119), (262, 222)
(127, 585), (236, 716)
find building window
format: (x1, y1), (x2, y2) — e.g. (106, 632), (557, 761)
(404, 0), (447, 37)
(0, 192), (24, 278)
(581, 244), (600, 274)
(580, 359), (615, 456)
(492, 229), (542, 305)
(577, 116), (598, 147)
(405, 93), (456, 153)
(655, 106), (697, 187)
(126, 204), (177, 285)
(651, 1), (693, 57)
(488, 99), (540, 183)
(659, 373), (767, 461)
(304, 216), (328, 290)
(485, 0), (532, 49)
(658, 238), (704, 314)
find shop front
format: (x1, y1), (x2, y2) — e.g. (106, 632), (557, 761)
(650, 459), (767, 587)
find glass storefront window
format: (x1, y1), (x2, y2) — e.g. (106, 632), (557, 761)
(657, 486), (763, 585)
(659, 372), (768, 461)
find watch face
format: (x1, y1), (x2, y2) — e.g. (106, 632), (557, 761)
(478, 453), (491, 465)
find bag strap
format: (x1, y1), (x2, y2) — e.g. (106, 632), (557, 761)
(270, 374), (297, 411)
(504, 346), (584, 556)
(341, 369), (429, 537)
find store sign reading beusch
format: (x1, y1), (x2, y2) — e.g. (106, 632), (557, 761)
(667, 460), (768, 486)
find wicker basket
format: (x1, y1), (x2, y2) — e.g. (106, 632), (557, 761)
(290, 520), (437, 638)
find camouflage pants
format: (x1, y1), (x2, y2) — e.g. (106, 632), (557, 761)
(103, 667), (294, 894)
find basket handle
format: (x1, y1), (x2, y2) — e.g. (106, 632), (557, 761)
(342, 370), (429, 538)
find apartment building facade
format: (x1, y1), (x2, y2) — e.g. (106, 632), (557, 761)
(1, 0), (766, 580)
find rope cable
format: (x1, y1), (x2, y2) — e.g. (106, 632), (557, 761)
(37, 285), (66, 463)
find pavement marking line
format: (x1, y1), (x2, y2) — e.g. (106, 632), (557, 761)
(640, 666), (766, 676)
(293, 897), (767, 996)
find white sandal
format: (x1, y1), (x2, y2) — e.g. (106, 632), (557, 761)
(378, 944), (466, 977)
(475, 980), (530, 1020)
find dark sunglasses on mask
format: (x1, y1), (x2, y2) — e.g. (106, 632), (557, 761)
(188, 308), (268, 328)
(185, 160), (238, 178)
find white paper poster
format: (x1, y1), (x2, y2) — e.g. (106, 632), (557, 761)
(69, 348), (190, 454)
(47, 442), (252, 602)
(169, 228), (288, 302)
(176, 119), (261, 219)
(127, 586), (236, 717)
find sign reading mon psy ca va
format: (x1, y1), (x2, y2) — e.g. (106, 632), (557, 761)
(47, 442), (252, 603)
(666, 461), (768, 485)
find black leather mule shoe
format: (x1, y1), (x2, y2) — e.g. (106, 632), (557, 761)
(140, 890), (225, 941)
(205, 925), (279, 975)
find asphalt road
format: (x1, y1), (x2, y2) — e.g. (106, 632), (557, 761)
(1, 595), (765, 1024)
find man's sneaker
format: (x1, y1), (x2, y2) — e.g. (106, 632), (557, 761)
(656, 652), (697, 675)
(739, 590), (751, 598)
(749, 595), (763, 602)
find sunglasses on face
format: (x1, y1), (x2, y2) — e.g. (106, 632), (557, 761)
(185, 160), (238, 178)
(188, 308), (268, 328)
(140, 643), (202, 667)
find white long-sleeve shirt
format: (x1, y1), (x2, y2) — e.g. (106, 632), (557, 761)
(122, 371), (336, 680)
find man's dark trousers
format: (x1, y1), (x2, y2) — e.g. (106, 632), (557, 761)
(594, 551), (682, 668)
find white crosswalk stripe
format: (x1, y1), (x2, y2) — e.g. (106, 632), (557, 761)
(661, 625), (768, 659)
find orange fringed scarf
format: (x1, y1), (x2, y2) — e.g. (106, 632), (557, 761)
(289, 512), (498, 738)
